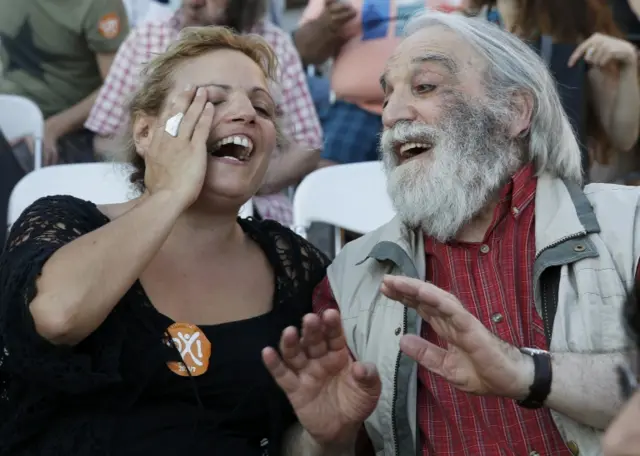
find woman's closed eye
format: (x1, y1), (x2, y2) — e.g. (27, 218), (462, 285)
(254, 104), (274, 117)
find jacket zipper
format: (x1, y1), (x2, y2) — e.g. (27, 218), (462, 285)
(391, 306), (408, 456)
(536, 231), (586, 342)
(541, 279), (552, 343)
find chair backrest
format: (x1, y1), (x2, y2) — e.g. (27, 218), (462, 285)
(7, 162), (255, 228)
(292, 161), (395, 236)
(0, 94), (45, 168)
(0, 94), (44, 141)
(7, 163), (136, 227)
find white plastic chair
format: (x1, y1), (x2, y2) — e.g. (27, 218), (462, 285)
(7, 163), (136, 228)
(292, 161), (395, 254)
(0, 94), (44, 169)
(7, 162), (255, 230)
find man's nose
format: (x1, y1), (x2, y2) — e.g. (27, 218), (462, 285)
(382, 92), (418, 130)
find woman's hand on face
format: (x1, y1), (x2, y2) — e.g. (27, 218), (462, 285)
(144, 85), (214, 208)
(569, 33), (638, 69)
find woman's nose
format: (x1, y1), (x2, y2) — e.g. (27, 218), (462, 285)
(227, 96), (257, 124)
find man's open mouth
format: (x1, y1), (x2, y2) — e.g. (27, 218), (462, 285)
(396, 142), (433, 161)
(210, 135), (254, 162)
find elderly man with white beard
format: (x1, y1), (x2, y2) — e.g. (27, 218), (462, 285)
(262, 9), (640, 456)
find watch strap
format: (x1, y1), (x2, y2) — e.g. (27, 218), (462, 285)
(516, 349), (552, 409)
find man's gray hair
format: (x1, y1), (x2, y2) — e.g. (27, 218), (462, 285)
(404, 10), (583, 183)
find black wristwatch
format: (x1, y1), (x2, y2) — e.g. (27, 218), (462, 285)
(516, 347), (553, 409)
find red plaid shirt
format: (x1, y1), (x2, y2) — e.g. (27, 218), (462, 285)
(85, 15), (322, 226)
(312, 165), (574, 455)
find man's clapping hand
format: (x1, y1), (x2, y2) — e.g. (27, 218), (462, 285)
(262, 309), (381, 447)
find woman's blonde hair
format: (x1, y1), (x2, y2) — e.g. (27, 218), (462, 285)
(123, 26), (280, 192)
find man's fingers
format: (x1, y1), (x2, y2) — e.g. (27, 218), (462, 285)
(279, 326), (309, 371)
(382, 275), (461, 318)
(380, 275), (444, 310)
(262, 347), (300, 393)
(301, 313), (329, 358)
(321, 309), (348, 351)
(380, 275), (423, 302)
(400, 334), (447, 373)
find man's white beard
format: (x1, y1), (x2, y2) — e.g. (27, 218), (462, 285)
(380, 95), (523, 243)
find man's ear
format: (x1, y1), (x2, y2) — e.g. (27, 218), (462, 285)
(508, 90), (534, 138)
(132, 114), (156, 158)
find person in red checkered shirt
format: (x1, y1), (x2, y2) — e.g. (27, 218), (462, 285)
(86, 0), (323, 226)
(261, 9), (640, 456)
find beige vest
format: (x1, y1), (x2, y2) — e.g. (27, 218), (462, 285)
(328, 174), (640, 456)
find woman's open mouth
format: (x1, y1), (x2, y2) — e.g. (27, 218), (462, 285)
(210, 135), (254, 163)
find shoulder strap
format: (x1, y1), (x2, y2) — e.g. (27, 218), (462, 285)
(540, 265), (561, 346)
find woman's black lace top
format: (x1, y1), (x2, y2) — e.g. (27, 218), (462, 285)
(0, 195), (330, 456)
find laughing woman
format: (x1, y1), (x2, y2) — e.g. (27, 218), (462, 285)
(0, 27), (328, 456)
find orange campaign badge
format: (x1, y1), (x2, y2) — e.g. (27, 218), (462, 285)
(164, 322), (212, 377)
(97, 12), (121, 39)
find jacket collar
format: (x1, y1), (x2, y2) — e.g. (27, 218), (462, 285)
(534, 173), (600, 256)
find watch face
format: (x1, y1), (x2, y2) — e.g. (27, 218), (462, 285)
(521, 347), (550, 356)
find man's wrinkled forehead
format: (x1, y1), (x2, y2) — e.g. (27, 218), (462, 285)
(383, 27), (483, 85)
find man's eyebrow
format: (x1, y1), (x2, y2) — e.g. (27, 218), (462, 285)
(379, 52), (459, 90)
(411, 52), (459, 75)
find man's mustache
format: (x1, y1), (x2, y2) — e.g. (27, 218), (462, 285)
(380, 121), (441, 160)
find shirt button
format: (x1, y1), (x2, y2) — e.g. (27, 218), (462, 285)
(529, 451), (540, 456)
(480, 244), (490, 254)
(491, 313), (504, 323)
(512, 206), (520, 215)
(394, 327), (401, 336)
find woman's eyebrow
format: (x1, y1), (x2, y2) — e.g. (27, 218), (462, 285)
(197, 83), (275, 104)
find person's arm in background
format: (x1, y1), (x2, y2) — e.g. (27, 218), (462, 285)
(84, 25), (146, 159)
(292, 0), (357, 67)
(45, 0), (130, 164)
(569, 33), (640, 151)
(630, 0), (640, 19)
(258, 33), (323, 195)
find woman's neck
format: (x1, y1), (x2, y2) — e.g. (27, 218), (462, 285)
(170, 207), (244, 255)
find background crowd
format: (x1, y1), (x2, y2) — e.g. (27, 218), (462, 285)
(2, 0), (640, 252)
